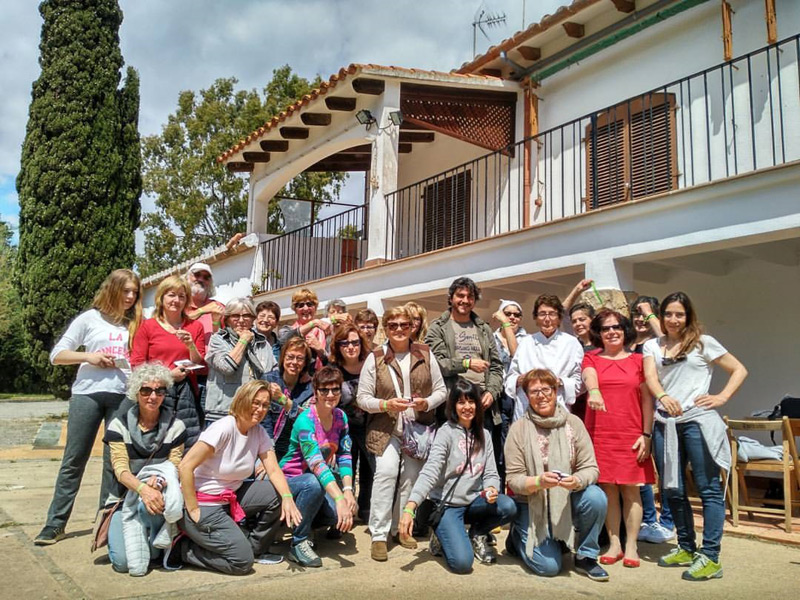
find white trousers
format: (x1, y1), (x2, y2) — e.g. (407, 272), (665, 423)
(368, 436), (424, 541)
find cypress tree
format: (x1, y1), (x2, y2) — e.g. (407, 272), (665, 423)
(16, 0), (141, 397)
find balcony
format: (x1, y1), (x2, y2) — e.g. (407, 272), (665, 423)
(255, 35), (800, 294)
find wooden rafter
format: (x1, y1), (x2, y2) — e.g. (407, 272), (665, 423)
(399, 131), (435, 143)
(721, 0), (733, 61)
(562, 21), (585, 38)
(260, 140), (289, 152)
(279, 127), (309, 139)
(325, 96), (357, 111)
(765, 0), (777, 44)
(517, 46), (542, 61)
(351, 78), (385, 95)
(242, 151), (270, 163)
(227, 162), (254, 173)
(300, 113), (332, 126)
(611, 0), (635, 13)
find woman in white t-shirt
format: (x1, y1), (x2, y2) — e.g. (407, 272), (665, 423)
(642, 292), (747, 582)
(174, 380), (301, 574)
(34, 269), (142, 546)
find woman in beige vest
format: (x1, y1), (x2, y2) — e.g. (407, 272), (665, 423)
(357, 306), (447, 562)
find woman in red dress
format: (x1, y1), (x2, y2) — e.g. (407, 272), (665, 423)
(581, 309), (654, 568)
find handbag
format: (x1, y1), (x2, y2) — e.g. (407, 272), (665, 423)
(425, 430), (473, 530)
(386, 359), (435, 460)
(768, 395), (800, 443)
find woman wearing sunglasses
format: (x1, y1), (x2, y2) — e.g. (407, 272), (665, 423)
(581, 309), (654, 569)
(279, 288), (329, 369)
(278, 366), (357, 567)
(357, 306), (447, 562)
(643, 292), (747, 581)
(329, 324), (374, 522)
(104, 363), (186, 576)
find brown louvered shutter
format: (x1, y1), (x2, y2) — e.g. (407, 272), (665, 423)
(586, 93), (677, 210)
(423, 170), (471, 253)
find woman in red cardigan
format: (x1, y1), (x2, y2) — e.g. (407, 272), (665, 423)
(131, 275), (206, 447)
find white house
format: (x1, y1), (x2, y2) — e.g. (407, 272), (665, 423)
(144, 0), (800, 419)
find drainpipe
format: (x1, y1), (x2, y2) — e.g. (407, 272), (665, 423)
(517, 0), (711, 83)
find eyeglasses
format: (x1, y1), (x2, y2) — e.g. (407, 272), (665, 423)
(337, 339), (361, 348)
(251, 400), (270, 411)
(228, 313), (254, 320)
(536, 311), (559, 319)
(294, 301), (316, 309)
(317, 387), (342, 396)
(600, 324), (623, 333)
(358, 324), (376, 331)
(284, 354), (306, 364)
(662, 355), (687, 366)
(258, 314), (278, 322)
(139, 387), (167, 397)
(387, 322), (411, 331)
(528, 387), (554, 397)
(503, 311), (522, 318)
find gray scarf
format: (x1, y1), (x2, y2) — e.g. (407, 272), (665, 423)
(521, 404), (575, 556)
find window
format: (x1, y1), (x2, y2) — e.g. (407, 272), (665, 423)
(586, 93), (678, 209)
(423, 170), (471, 253)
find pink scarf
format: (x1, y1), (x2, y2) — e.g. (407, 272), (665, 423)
(195, 489), (246, 523)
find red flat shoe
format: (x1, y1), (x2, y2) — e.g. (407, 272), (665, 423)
(599, 552), (624, 565)
(623, 557), (641, 568)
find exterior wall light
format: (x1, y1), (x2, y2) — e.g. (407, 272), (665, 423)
(355, 109), (403, 131)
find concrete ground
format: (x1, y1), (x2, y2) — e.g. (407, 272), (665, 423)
(1, 404), (799, 599)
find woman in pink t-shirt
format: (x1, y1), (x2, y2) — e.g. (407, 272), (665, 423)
(173, 380), (301, 574)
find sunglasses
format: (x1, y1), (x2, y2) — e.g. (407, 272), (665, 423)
(317, 387), (342, 396)
(294, 301), (316, 309)
(139, 387), (167, 397)
(600, 324), (623, 333)
(337, 339), (361, 348)
(504, 311), (522, 318)
(387, 322), (411, 331)
(662, 355), (687, 366)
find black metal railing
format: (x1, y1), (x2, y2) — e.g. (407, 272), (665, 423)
(254, 204), (367, 293)
(384, 33), (800, 261)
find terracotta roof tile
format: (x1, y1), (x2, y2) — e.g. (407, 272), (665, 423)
(217, 63), (505, 164)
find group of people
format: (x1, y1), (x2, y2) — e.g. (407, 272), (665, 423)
(33, 265), (747, 583)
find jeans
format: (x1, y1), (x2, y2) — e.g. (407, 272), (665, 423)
(369, 436), (424, 541)
(349, 424), (375, 517)
(107, 503), (164, 574)
(652, 421), (725, 562)
(509, 485), (607, 577)
(287, 473), (337, 544)
(641, 484), (674, 530)
(180, 479), (281, 575)
(436, 495), (517, 574)
(45, 392), (123, 528)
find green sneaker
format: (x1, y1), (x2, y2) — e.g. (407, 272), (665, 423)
(658, 547), (695, 567)
(681, 553), (723, 581)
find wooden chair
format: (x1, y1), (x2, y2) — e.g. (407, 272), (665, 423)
(724, 416), (800, 533)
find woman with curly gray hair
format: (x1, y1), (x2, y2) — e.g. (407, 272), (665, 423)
(103, 363), (187, 576)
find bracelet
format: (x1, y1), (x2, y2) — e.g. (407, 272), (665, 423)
(212, 320), (221, 326)
(382, 400), (388, 412)
(462, 358), (470, 370)
(276, 394), (288, 406)
(342, 485), (354, 492)
(238, 338), (248, 346)
(501, 321), (513, 328)
(533, 475), (541, 490)
(402, 507), (416, 518)
(645, 314), (657, 322)
(333, 494), (345, 502)
(281, 493), (293, 499)
(642, 432), (652, 439)
(656, 392), (668, 400)
(588, 389), (602, 396)
(136, 482), (146, 495)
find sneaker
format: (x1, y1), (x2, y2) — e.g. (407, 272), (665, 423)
(574, 556), (609, 582)
(638, 522), (676, 544)
(471, 534), (497, 564)
(371, 540), (388, 562)
(162, 534), (184, 571)
(682, 553), (723, 581)
(487, 531), (498, 547)
(504, 530), (519, 558)
(326, 526), (343, 540)
(34, 525), (64, 546)
(429, 532), (443, 557)
(658, 547), (695, 568)
(288, 540), (322, 568)
(255, 552), (284, 565)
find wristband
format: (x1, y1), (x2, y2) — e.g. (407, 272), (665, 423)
(533, 475), (541, 490)
(238, 338), (248, 346)
(642, 432), (652, 439)
(136, 482), (146, 495)
(382, 400), (388, 412)
(462, 358), (470, 370)
(402, 507), (416, 518)
(501, 321), (513, 328)
(333, 494), (345, 502)
(277, 394), (288, 406)
(212, 320), (221, 326)
(645, 314), (657, 322)
(656, 392), (668, 400)
(343, 486), (354, 492)
(281, 493), (293, 499)
(588, 389), (602, 396)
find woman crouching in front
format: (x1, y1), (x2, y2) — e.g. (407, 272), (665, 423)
(505, 368), (609, 582)
(399, 378), (516, 573)
(173, 380), (302, 574)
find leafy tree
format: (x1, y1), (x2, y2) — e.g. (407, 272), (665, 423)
(139, 66), (346, 275)
(15, 0), (141, 397)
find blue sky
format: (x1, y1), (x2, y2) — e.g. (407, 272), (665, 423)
(0, 0), (564, 247)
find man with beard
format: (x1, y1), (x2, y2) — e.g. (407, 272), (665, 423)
(185, 263), (225, 347)
(425, 278), (503, 429)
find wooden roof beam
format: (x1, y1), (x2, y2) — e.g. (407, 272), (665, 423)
(300, 112), (332, 126)
(227, 162), (254, 173)
(352, 78), (385, 95)
(279, 127), (309, 139)
(325, 97), (357, 111)
(399, 132), (434, 143)
(338, 143), (412, 154)
(243, 151), (270, 163)
(562, 21), (585, 38)
(260, 140), (289, 152)
(304, 161), (370, 172)
(610, 0), (635, 13)
(517, 46), (542, 61)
